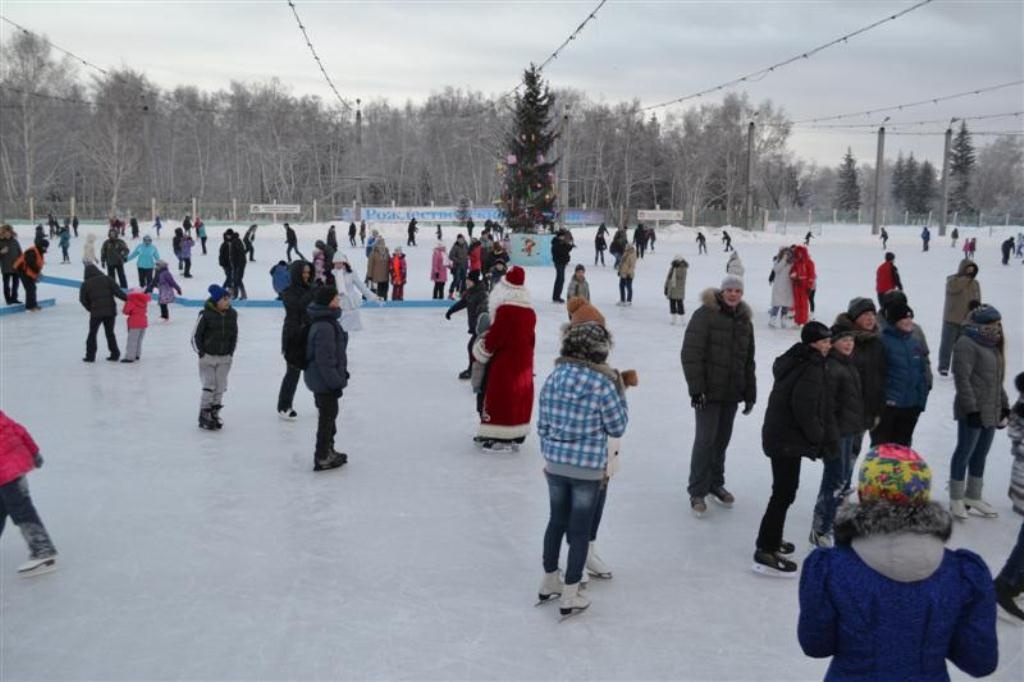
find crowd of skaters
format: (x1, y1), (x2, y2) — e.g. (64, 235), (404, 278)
(2, 216), (1024, 678)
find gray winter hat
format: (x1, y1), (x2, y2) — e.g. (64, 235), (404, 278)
(721, 274), (744, 291)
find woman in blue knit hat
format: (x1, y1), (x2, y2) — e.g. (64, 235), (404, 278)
(949, 304), (1010, 520)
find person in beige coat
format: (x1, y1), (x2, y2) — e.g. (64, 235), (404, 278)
(367, 237), (391, 300)
(938, 259), (980, 376)
(616, 244), (637, 306)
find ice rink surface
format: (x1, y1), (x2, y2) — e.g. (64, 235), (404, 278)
(1, 221), (1022, 680)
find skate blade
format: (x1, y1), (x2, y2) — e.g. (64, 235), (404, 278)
(751, 563), (798, 579)
(535, 594), (561, 607)
(586, 569), (612, 579)
(966, 507), (998, 519)
(558, 605), (589, 621)
(710, 497), (733, 509)
(18, 559), (56, 577)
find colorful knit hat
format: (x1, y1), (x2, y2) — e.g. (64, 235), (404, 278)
(858, 444), (932, 506)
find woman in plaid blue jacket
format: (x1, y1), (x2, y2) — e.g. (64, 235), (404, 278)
(536, 297), (635, 618)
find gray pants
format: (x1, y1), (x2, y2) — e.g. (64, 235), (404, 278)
(937, 320), (961, 373)
(199, 354), (233, 409)
(125, 328), (146, 361)
(687, 401), (739, 497)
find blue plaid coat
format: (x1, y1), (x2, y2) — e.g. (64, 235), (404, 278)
(537, 362), (628, 472)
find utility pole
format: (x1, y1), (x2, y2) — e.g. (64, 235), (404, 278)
(560, 106), (570, 230)
(355, 98), (363, 222)
(871, 117), (889, 236)
(939, 119), (957, 237)
(744, 119), (756, 230)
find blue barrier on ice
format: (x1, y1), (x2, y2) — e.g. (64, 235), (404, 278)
(39, 275), (449, 309)
(0, 299), (56, 316)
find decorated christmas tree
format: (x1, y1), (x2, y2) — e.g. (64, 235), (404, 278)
(497, 65), (559, 233)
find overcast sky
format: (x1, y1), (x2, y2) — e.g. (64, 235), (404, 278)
(3, 0), (1022, 166)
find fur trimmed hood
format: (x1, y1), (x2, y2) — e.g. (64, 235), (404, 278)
(699, 288), (752, 320)
(834, 500), (952, 546)
(489, 278), (532, 311)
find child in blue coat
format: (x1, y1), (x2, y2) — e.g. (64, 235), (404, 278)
(127, 235), (161, 289)
(799, 445), (997, 681)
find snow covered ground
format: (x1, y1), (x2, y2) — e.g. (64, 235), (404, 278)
(1, 221), (1022, 680)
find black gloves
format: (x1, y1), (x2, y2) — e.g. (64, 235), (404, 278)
(966, 412), (983, 428)
(444, 311), (452, 320)
(742, 401), (755, 415)
(34, 453), (44, 468)
(691, 394), (706, 410)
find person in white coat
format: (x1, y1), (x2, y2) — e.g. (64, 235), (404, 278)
(726, 251), (745, 277)
(769, 247), (794, 328)
(82, 233), (99, 266)
(333, 253), (381, 332)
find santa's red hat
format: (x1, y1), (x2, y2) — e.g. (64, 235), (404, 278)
(504, 266), (526, 287)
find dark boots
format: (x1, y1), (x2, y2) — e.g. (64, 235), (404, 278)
(198, 405), (223, 430)
(314, 450), (347, 472)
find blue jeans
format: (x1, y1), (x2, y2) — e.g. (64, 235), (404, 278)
(770, 306), (789, 318)
(998, 520), (1024, 588)
(812, 436), (857, 535)
(618, 277), (633, 302)
(449, 265), (467, 295)
(950, 420), (995, 482)
(543, 472), (602, 585)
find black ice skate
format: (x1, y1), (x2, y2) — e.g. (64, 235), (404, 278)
(752, 549), (798, 578)
(314, 450), (347, 472)
(209, 405), (224, 429)
(198, 409), (218, 430)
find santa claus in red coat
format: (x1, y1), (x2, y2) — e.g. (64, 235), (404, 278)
(473, 266), (536, 446)
(789, 244), (816, 326)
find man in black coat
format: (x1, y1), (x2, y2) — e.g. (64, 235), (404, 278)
(753, 321), (836, 575)
(303, 285), (349, 471)
(278, 260), (316, 419)
(407, 218), (418, 247)
(79, 264), (127, 362)
(550, 228), (574, 302)
(681, 276), (756, 516)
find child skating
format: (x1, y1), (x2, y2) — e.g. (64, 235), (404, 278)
(121, 288), (150, 362)
(0, 411), (58, 577)
(192, 285), (238, 430)
(147, 261), (182, 322)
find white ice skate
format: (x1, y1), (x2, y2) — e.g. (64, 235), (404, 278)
(559, 582), (590, 619)
(950, 499), (969, 520)
(18, 556), (56, 577)
(586, 542), (612, 579)
(965, 498), (999, 518)
(536, 570), (563, 604)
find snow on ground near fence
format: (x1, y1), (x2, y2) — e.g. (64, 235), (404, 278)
(0, 224), (1022, 680)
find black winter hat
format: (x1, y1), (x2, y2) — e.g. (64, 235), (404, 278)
(801, 321), (832, 345)
(885, 302), (914, 325)
(314, 285), (338, 306)
(831, 319), (856, 341)
(847, 297), (877, 322)
(884, 252), (896, 261)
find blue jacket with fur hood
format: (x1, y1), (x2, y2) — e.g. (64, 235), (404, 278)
(798, 500), (997, 681)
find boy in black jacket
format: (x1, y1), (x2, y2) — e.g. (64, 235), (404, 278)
(303, 285), (348, 471)
(193, 285), (238, 430)
(445, 271), (488, 380)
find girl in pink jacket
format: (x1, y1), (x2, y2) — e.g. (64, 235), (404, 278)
(431, 242), (448, 299)
(0, 411), (57, 576)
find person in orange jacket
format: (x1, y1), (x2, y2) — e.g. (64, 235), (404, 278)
(13, 239), (47, 311)
(390, 247), (408, 301)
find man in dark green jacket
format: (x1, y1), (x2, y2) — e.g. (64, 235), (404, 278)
(681, 275), (756, 517)
(193, 285), (238, 430)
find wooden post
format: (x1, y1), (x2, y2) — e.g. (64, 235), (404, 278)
(882, 208), (887, 226)
(807, 208), (812, 225)
(857, 207), (861, 224)
(952, 211), (958, 226)
(313, 199), (318, 224)
(871, 125), (886, 235)
(939, 126), (953, 236)
(29, 197), (34, 223)
(1006, 213), (1010, 227)
(978, 211), (983, 227)
(763, 209), (769, 232)
(70, 196), (76, 219)
(927, 210), (932, 226)
(782, 206), (788, 232)
(191, 197), (197, 220)
(904, 210), (909, 226)
(151, 197), (156, 222)
(832, 208), (837, 224)
(691, 204), (697, 228)
(232, 198), (237, 223)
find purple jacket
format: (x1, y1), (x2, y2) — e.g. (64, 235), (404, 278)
(152, 267), (182, 305)
(180, 236), (194, 260)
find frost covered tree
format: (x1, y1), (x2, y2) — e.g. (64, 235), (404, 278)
(949, 121), (976, 214)
(498, 65), (559, 233)
(835, 148), (860, 210)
